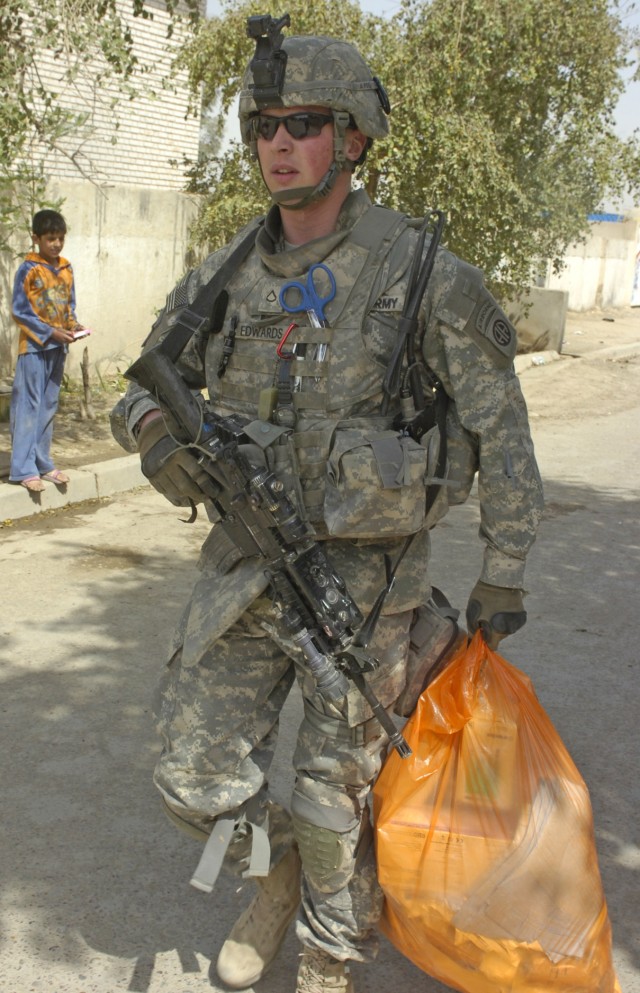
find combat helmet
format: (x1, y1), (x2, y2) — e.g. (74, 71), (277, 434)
(239, 14), (390, 209)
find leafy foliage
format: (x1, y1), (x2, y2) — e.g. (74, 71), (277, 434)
(180, 0), (640, 289)
(0, 0), (200, 252)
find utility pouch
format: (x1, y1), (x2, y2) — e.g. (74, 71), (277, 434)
(394, 590), (466, 717)
(325, 427), (439, 540)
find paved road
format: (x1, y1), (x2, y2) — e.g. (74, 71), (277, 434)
(0, 353), (638, 992)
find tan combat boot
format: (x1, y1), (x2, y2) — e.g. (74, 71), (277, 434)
(216, 845), (302, 988)
(296, 948), (355, 992)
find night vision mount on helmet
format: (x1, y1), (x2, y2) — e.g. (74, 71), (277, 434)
(240, 12), (391, 209)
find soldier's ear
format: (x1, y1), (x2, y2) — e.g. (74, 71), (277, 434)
(344, 128), (368, 164)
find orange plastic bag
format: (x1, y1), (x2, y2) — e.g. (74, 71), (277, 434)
(374, 631), (620, 993)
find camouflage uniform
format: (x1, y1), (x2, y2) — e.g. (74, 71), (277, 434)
(114, 187), (543, 962)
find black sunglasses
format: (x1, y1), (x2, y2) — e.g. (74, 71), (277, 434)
(250, 112), (334, 141)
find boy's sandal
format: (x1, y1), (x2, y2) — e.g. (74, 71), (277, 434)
(20, 476), (46, 492)
(41, 469), (70, 484)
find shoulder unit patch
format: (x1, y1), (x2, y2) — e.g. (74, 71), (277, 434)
(475, 298), (516, 355)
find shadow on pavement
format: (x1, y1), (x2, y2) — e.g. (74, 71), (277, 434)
(0, 476), (637, 991)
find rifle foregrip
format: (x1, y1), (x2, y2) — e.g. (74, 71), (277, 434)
(127, 349), (204, 443)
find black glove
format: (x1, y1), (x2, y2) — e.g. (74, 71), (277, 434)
(137, 417), (219, 507)
(466, 580), (527, 650)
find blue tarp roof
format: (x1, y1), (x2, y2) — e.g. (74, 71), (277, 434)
(588, 212), (626, 222)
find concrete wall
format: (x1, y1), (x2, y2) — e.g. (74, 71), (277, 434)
(544, 218), (639, 311)
(506, 287), (569, 354)
(0, 179), (200, 383)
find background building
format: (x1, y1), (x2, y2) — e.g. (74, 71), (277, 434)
(1, 0), (637, 389)
(0, 0), (203, 384)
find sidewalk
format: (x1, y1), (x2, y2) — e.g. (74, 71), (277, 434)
(1, 307), (638, 524)
(0, 454), (148, 523)
(513, 306), (640, 372)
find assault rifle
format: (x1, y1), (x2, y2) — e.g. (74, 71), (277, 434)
(126, 331), (411, 758)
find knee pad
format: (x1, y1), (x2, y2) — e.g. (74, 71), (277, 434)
(292, 813), (352, 892)
(291, 783), (372, 894)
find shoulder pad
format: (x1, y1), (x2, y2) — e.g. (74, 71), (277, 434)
(434, 256), (517, 368)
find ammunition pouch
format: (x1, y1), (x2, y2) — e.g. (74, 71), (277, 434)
(324, 424), (442, 540)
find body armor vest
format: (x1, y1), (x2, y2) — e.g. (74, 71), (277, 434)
(203, 205), (439, 537)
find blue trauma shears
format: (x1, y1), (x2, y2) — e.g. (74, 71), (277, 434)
(279, 263), (336, 328)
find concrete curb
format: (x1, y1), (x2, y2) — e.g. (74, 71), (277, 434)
(576, 340), (640, 362)
(0, 454), (148, 523)
(514, 340), (640, 375)
(514, 350), (562, 374)
(2, 337), (639, 525)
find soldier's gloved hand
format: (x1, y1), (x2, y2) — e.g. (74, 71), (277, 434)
(466, 580), (527, 650)
(137, 415), (219, 507)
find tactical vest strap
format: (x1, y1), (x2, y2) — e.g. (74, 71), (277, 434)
(349, 204), (407, 252)
(341, 205), (409, 316)
(193, 221), (263, 333)
(141, 220), (262, 355)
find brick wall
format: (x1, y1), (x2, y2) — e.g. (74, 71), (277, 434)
(32, 0), (203, 191)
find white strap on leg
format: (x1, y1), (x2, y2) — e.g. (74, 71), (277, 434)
(190, 817), (235, 893)
(189, 811), (272, 892)
(242, 820), (271, 878)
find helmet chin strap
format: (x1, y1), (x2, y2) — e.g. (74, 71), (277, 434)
(270, 163), (342, 211)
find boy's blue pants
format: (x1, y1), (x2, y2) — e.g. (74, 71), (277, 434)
(9, 348), (66, 482)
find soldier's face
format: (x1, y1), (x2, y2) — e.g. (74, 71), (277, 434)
(256, 104), (336, 200)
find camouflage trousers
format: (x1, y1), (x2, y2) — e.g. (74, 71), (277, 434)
(152, 591), (412, 963)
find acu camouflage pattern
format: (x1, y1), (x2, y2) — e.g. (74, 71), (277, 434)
(170, 188), (542, 590)
(203, 194), (441, 552)
(239, 35), (390, 143)
(154, 585), (412, 961)
(118, 186), (543, 964)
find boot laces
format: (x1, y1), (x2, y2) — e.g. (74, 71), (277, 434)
(297, 948), (353, 992)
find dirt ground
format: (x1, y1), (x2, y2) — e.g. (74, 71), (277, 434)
(1, 307), (638, 481)
(521, 307), (640, 422)
(521, 349), (640, 423)
(51, 383), (127, 468)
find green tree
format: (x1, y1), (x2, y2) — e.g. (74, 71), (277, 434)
(180, 0), (640, 290)
(378, 0), (640, 286)
(0, 0), (200, 251)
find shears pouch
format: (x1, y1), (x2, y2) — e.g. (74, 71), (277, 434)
(324, 426), (439, 539)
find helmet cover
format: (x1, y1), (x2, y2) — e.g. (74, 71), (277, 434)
(239, 32), (390, 144)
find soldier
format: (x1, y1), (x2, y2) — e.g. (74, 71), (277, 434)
(111, 14), (544, 993)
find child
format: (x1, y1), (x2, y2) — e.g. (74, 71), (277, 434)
(9, 209), (87, 492)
